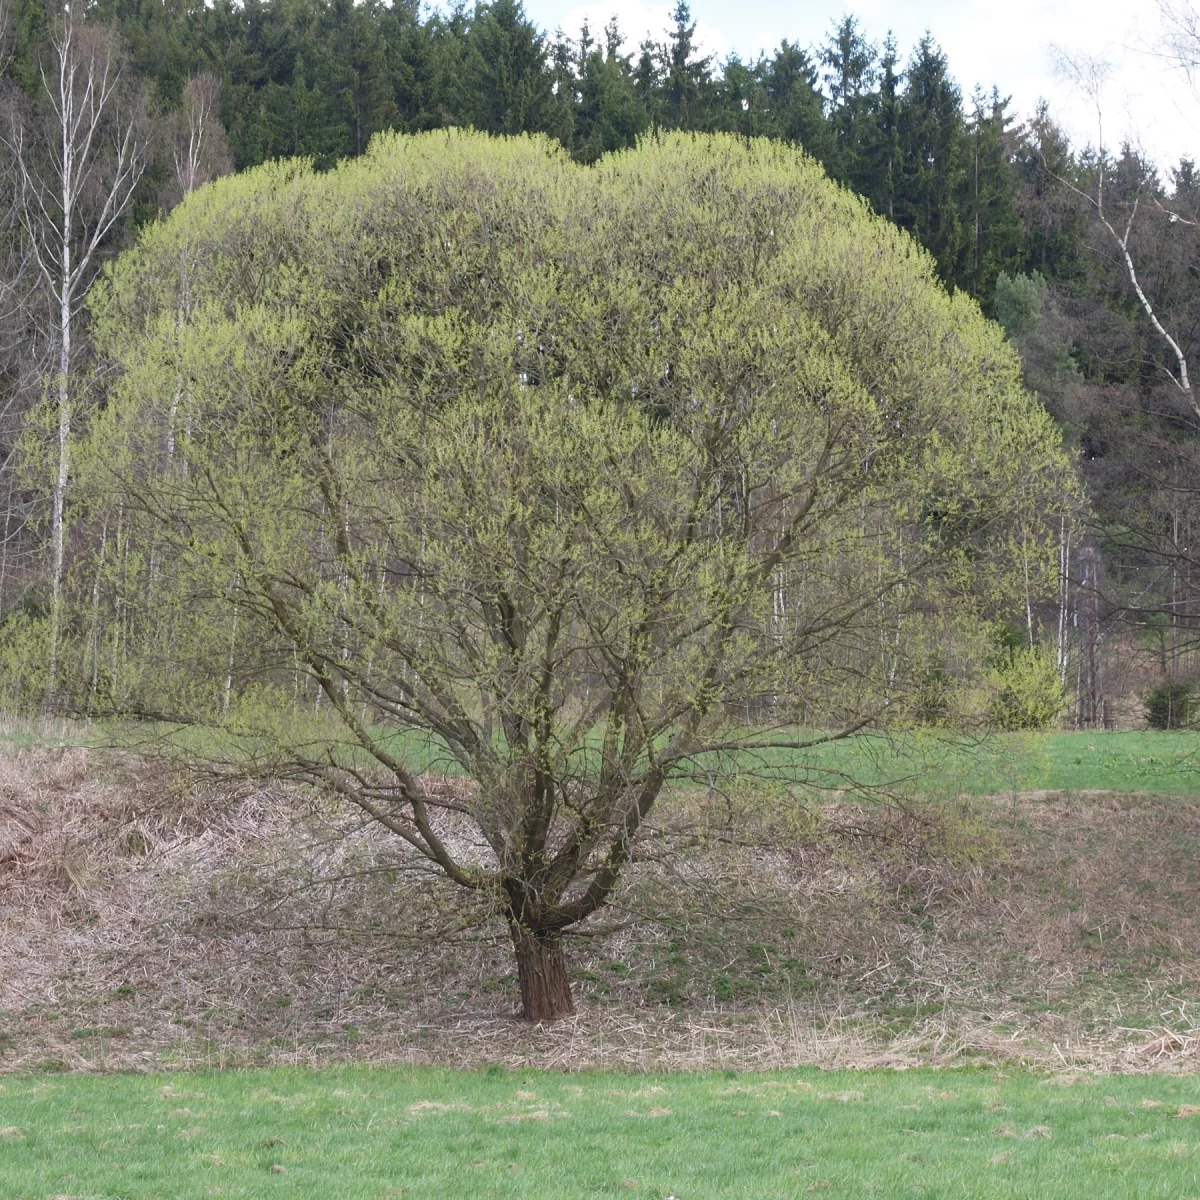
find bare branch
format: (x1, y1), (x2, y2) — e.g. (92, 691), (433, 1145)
(1048, 45), (1197, 415)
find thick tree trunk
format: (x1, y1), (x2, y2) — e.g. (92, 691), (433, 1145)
(510, 925), (574, 1022)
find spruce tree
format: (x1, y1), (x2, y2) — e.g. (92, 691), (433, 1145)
(462, 0), (553, 136)
(820, 15), (875, 191)
(760, 40), (829, 161)
(573, 41), (647, 162)
(661, 1), (713, 129)
(897, 35), (967, 284)
(861, 34), (902, 219)
(966, 86), (1023, 308)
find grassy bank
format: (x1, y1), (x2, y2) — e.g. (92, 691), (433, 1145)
(2, 1065), (1199, 1198)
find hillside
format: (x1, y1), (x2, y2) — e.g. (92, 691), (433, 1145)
(1, 745), (1197, 1074)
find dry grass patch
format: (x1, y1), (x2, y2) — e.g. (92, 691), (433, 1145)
(0, 747), (1198, 1073)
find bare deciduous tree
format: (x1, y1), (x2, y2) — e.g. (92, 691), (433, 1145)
(1157, 0), (1200, 92)
(1049, 51), (1196, 419)
(5, 13), (145, 686)
(168, 72), (231, 203)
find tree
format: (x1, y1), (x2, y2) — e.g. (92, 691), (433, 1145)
(571, 24), (646, 164)
(660, 1), (712, 129)
(1158, 0), (1200, 96)
(820, 15), (874, 189)
(62, 132), (1073, 1020)
(712, 54), (762, 140)
(166, 72), (231, 203)
(326, 0), (396, 158)
(462, 0), (552, 136)
(859, 33), (902, 218)
(5, 12), (144, 690)
(1052, 52), (1197, 418)
(759, 39), (828, 160)
(995, 270), (1080, 409)
(966, 87), (1022, 306)
(1011, 102), (1085, 280)
(896, 36), (966, 282)
(1028, 39), (1200, 709)
(0, 0), (41, 622)
(61, 131), (1074, 1013)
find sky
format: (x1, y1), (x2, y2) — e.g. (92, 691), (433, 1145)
(520, 0), (1199, 175)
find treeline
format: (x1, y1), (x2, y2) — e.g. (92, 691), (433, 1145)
(4, 0), (1082, 306)
(0, 0), (1196, 724)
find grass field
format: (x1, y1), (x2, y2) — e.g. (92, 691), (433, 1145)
(685, 729), (1200, 796)
(1, 1065), (1198, 1199)
(11, 718), (1200, 797)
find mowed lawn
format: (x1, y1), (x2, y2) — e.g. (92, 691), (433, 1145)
(1, 1067), (1198, 1199)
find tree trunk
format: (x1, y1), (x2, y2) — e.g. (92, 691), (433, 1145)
(48, 274), (71, 692)
(510, 924), (574, 1022)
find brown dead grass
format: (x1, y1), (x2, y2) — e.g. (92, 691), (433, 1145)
(0, 747), (1197, 1074)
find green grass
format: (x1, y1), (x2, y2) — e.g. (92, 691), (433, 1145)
(2, 1066), (1198, 1198)
(15, 712), (1200, 797)
(743, 729), (1200, 796)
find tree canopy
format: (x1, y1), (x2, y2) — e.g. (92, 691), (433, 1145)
(0, 3), (1194, 717)
(49, 131), (1071, 1018)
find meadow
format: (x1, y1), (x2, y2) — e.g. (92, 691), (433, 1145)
(1, 1065), (1198, 1199)
(12, 720), (1200, 796)
(690, 728), (1200, 796)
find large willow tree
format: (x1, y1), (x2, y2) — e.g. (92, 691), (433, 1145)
(62, 131), (1069, 1020)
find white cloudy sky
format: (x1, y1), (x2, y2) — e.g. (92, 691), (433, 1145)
(519, 0), (1198, 173)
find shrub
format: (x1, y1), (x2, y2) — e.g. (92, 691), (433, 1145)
(988, 642), (1064, 731)
(1145, 680), (1196, 730)
(912, 654), (951, 727)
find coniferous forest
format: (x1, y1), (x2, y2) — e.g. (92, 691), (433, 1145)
(0, 0), (1197, 725)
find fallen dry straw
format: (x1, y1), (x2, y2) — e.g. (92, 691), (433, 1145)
(0, 747), (1198, 1074)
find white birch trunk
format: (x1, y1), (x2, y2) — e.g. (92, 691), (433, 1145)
(6, 14), (145, 694)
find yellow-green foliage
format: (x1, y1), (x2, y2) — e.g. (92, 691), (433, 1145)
(988, 644), (1066, 731)
(31, 132), (1073, 935)
(74, 126), (1071, 760)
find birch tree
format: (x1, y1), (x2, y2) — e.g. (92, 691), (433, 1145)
(167, 73), (230, 204)
(1051, 51), (1197, 418)
(6, 13), (145, 687)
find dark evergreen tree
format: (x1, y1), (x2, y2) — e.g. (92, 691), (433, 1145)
(712, 54), (763, 139)
(760, 40), (829, 160)
(860, 33), (901, 218)
(379, 0), (444, 132)
(896, 35), (967, 283)
(543, 26), (578, 147)
(1012, 101), (1087, 282)
(326, 0), (396, 157)
(462, 0), (552, 136)
(966, 86), (1023, 307)
(573, 24), (647, 162)
(422, 3), (472, 130)
(661, 1), (713, 130)
(820, 15), (874, 191)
